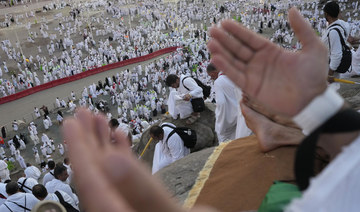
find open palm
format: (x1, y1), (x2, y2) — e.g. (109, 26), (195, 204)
(208, 8), (328, 116)
(63, 109), (217, 212)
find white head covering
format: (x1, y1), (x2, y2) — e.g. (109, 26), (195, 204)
(0, 160), (10, 182)
(24, 165), (41, 181)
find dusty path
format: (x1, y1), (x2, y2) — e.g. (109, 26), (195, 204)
(0, 53), (169, 127)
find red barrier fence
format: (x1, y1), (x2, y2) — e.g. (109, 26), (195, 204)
(0, 46), (179, 105)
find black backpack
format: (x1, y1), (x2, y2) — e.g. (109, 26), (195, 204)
(162, 124), (197, 148)
(54, 191), (79, 212)
(327, 24), (352, 73)
(182, 76), (211, 99)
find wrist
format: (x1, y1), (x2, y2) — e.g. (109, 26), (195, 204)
(293, 87), (345, 135)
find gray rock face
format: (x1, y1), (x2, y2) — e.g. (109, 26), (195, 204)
(155, 147), (215, 203)
(133, 103), (217, 167)
(338, 78), (360, 109)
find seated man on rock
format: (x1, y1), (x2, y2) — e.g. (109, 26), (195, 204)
(150, 123), (190, 174)
(61, 8), (360, 212)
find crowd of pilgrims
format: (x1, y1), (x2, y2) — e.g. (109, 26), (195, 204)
(0, 44), (214, 211)
(3, 43), (211, 172)
(1, 0), (359, 97)
(0, 0), (360, 210)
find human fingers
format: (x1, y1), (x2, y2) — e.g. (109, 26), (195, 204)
(94, 114), (111, 146)
(209, 25), (254, 62)
(74, 108), (99, 149)
(190, 205), (220, 212)
(102, 150), (184, 212)
(220, 19), (270, 51)
(63, 119), (134, 212)
(288, 7), (323, 52)
(209, 52), (246, 89)
(207, 38), (247, 73)
(112, 128), (132, 149)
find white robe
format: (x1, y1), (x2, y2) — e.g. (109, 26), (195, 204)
(351, 47), (360, 75)
(30, 134), (40, 145)
(0, 160), (10, 182)
(16, 151), (27, 169)
(43, 119), (50, 130)
(167, 75), (203, 119)
(214, 74), (252, 142)
(285, 134), (360, 212)
(234, 88), (253, 139)
(19, 139), (26, 150)
(24, 165), (41, 181)
(41, 134), (50, 144)
(0, 193), (39, 212)
(152, 123), (190, 174)
(58, 144), (65, 155)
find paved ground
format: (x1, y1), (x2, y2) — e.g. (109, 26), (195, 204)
(2, 53), (169, 180)
(0, 54), (169, 127)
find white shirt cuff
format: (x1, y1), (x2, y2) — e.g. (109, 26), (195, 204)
(293, 87), (344, 135)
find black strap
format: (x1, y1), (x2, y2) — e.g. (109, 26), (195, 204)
(3, 203), (13, 212)
(49, 171), (54, 177)
(8, 195), (30, 211)
(55, 191), (79, 212)
(181, 76), (191, 91)
(328, 23), (347, 37)
(17, 178), (32, 192)
(328, 27), (348, 51)
(54, 191), (65, 204)
(161, 124), (176, 144)
(295, 109), (360, 191)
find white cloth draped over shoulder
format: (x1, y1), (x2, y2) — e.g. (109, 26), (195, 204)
(46, 179), (79, 205)
(214, 74), (252, 142)
(321, 19), (350, 71)
(152, 123), (190, 174)
(24, 166), (41, 181)
(351, 47), (360, 75)
(286, 134), (360, 212)
(0, 192), (39, 212)
(167, 75), (203, 119)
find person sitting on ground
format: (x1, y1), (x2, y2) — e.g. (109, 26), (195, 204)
(165, 74), (203, 124)
(61, 7), (360, 212)
(42, 160), (56, 186)
(32, 184), (79, 211)
(150, 123), (190, 174)
(0, 182), (39, 212)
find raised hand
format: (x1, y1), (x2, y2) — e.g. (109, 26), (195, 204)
(63, 108), (217, 212)
(208, 8), (328, 116)
(63, 108), (182, 212)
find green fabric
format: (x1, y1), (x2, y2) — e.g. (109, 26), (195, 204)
(258, 181), (302, 212)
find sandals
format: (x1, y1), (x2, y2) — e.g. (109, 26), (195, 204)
(186, 115), (199, 125)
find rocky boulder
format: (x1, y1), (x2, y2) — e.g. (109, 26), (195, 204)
(155, 147), (215, 203)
